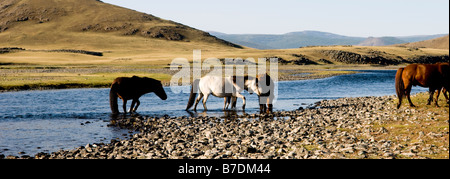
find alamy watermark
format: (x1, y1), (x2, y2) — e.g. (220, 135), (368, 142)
(169, 49), (278, 104)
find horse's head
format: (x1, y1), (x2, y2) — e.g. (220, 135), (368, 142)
(154, 81), (168, 100)
(241, 75), (259, 94)
(244, 77), (259, 95)
(255, 73), (273, 96)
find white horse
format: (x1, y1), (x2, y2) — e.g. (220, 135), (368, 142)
(186, 75), (260, 111)
(223, 73), (275, 113)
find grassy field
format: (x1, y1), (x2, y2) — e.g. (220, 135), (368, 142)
(0, 44), (448, 91)
(375, 93), (449, 158)
(0, 65), (172, 90)
(0, 62), (360, 91)
(1, 30), (448, 91)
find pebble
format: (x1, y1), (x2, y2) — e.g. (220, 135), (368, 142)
(25, 95), (448, 159)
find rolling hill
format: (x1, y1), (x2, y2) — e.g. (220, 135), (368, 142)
(395, 35), (449, 50)
(0, 0), (241, 51)
(210, 31), (448, 49)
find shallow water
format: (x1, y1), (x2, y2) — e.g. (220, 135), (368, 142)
(0, 70), (428, 156)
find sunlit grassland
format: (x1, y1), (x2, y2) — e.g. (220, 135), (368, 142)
(1, 33), (448, 91)
(0, 64), (172, 91)
(373, 93), (449, 159)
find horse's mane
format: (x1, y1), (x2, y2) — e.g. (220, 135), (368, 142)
(132, 76), (161, 84)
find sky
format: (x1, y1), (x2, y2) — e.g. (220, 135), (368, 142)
(102, 0), (449, 37)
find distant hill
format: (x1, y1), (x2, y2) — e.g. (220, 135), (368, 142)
(395, 35), (449, 50)
(209, 31), (364, 49)
(210, 31), (448, 49)
(0, 0), (241, 50)
(357, 37), (407, 46)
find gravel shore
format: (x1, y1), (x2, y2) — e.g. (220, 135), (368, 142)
(5, 95), (448, 159)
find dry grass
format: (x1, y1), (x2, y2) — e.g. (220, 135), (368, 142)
(395, 35), (449, 50)
(1, 44), (448, 91)
(372, 93), (449, 159)
(0, 65), (172, 90)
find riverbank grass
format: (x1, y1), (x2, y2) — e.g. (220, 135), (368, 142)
(0, 68), (172, 91)
(0, 63), (361, 91)
(373, 93), (449, 159)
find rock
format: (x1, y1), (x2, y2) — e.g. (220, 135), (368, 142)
(320, 50), (400, 65)
(17, 95), (443, 159)
(246, 147), (258, 153)
(401, 152), (416, 158)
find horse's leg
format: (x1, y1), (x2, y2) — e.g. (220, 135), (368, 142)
(224, 97), (230, 110)
(407, 95), (415, 107)
(122, 99), (128, 114)
(130, 99), (136, 113)
(444, 89), (449, 104)
(405, 85), (415, 107)
(133, 99), (140, 112)
(231, 97), (237, 109)
(434, 89), (441, 107)
(267, 97), (273, 113)
(202, 94), (210, 111)
(397, 95), (403, 109)
(234, 93), (246, 110)
(258, 96), (266, 113)
(267, 104), (273, 113)
(193, 93), (204, 111)
(259, 104), (265, 114)
(427, 89), (435, 105)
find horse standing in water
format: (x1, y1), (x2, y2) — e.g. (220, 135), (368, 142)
(186, 75), (259, 111)
(256, 73), (275, 113)
(224, 73), (275, 113)
(110, 76), (167, 114)
(395, 63), (449, 109)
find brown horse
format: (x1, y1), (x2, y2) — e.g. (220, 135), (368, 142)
(110, 76), (167, 114)
(395, 63), (449, 109)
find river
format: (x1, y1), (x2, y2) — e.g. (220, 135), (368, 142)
(0, 70), (428, 156)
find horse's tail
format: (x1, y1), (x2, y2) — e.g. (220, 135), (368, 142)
(395, 68), (405, 108)
(110, 83), (120, 114)
(186, 79), (200, 110)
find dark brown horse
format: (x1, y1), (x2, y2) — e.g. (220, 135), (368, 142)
(395, 63), (449, 109)
(256, 73), (275, 113)
(110, 76), (167, 114)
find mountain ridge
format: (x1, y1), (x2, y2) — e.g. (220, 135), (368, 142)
(210, 31), (448, 49)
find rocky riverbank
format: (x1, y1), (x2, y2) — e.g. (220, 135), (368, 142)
(3, 94), (439, 159)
